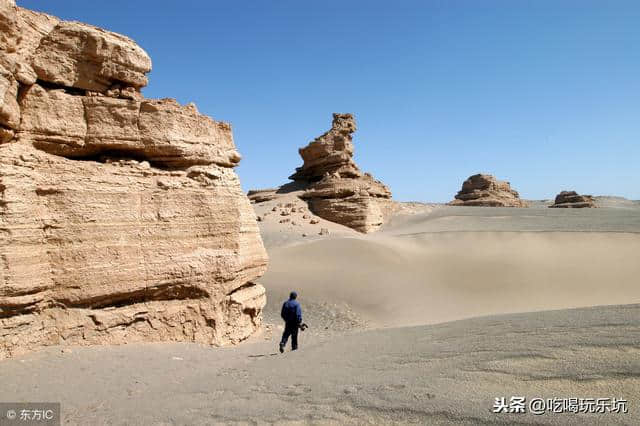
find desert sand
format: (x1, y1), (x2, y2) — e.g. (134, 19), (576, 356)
(2, 202), (639, 424)
(2, 3), (639, 425)
(258, 197), (640, 327)
(1, 303), (639, 424)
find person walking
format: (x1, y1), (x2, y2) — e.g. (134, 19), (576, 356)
(280, 291), (302, 353)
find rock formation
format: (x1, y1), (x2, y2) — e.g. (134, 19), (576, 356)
(247, 188), (279, 204)
(549, 191), (596, 208)
(291, 113), (392, 233)
(0, 2), (268, 359)
(289, 113), (360, 182)
(449, 174), (528, 207)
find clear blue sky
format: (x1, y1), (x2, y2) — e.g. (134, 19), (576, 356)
(21, 0), (640, 201)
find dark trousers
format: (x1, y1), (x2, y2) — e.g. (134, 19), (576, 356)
(280, 321), (299, 350)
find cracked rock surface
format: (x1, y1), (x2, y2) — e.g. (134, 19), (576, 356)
(0, 1), (267, 359)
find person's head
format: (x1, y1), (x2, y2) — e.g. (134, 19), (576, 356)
(289, 291), (297, 300)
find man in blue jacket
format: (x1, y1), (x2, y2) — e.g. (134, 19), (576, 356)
(280, 291), (302, 353)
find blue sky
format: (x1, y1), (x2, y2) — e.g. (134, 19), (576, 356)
(20, 0), (640, 201)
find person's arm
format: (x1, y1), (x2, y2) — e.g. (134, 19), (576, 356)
(296, 303), (302, 324)
(281, 302), (286, 321)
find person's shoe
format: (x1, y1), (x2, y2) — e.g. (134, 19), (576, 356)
(279, 343), (285, 353)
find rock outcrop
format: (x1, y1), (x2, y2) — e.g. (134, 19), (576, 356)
(32, 21), (152, 93)
(247, 188), (279, 204)
(449, 174), (528, 207)
(549, 191), (596, 208)
(0, 2), (268, 359)
(289, 113), (360, 182)
(291, 114), (392, 233)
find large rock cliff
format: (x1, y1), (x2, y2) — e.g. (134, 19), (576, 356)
(0, 2), (268, 359)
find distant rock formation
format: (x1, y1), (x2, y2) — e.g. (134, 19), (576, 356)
(0, 2), (268, 359)
(289, 113), (360, 181)
(292, 114), (392, 233)
(449, 174), (528, 207)
(549, 191), (596, 208)
(247, 188), (279, 203)
(249, 114), (392, 233)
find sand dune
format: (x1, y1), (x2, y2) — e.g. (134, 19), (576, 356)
(261, 205), (640, 328)
(262, 231), (640, 328)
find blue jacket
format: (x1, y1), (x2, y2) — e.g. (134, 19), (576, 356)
(281, 299), (302, 324)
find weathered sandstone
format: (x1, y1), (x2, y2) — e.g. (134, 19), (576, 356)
(32, 20), (152, 92)
(0, 62), (20, 132)
(18, 85), (241, 168)
(0, 2), (267, 359)
(289, 113), (360, 181)
(247, 188), (279, 203)
(449, 174), (528, 207)
(11, 8), (60, 63)
(292, 114), (392, 233)
(549, 191), (596, 208)
(1, 4), (59, 135)
(0, 0), (18, 53)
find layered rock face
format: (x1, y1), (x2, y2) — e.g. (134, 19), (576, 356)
(0, 2), (268, 359)
(247, 188), (279, 204)
(449, 174), (528, 207)
(292, 114), (392, 233)
(549, 191), (596, 208)
(289, 113), (360, 182)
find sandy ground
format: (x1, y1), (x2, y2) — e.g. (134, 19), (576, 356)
(260, 201), (640, 328)
(1, 304), (639, 424)
(262, 231), (640, 328)
(1, 199), (640, 424)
